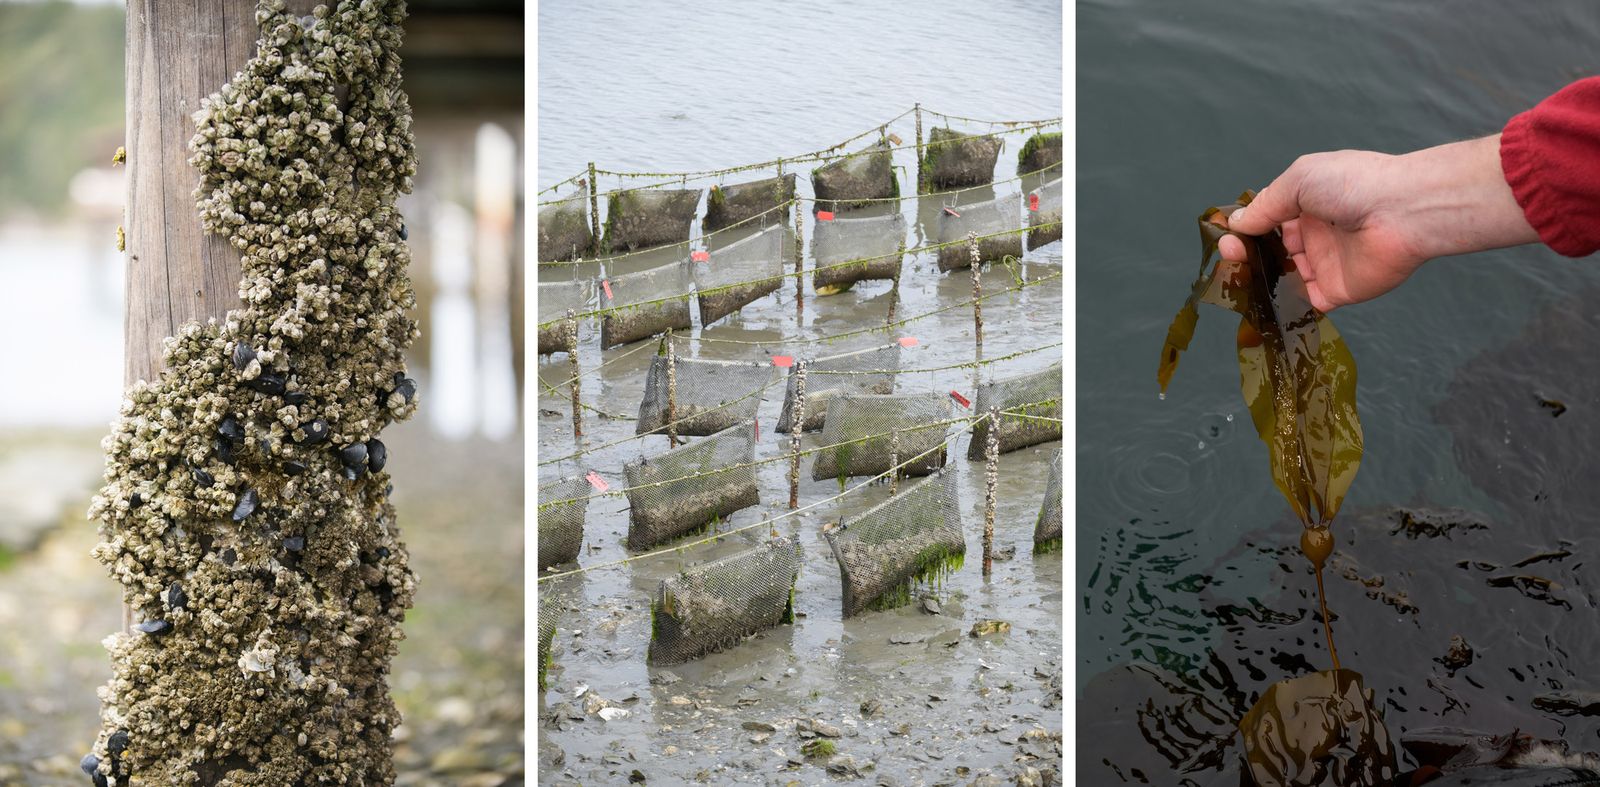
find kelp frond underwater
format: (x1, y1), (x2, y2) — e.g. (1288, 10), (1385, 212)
(1157, 190), (1364, 671)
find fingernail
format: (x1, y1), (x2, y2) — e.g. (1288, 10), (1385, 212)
(1231, 207), (1247, 226)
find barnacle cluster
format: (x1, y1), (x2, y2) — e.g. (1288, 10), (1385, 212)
(86, 0), (419, 783)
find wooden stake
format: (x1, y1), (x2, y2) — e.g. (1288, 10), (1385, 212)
(588, 161), (600, 251)
(665, 329), (679, 447)
(983, 406), (999, 578)
(566, 309), (581, 440)
(888, 428), (900, 495)
(788, 360), (806, 509)
(914, 102), (924, 194)
(793, 199), (805, 319)
(969, 231), (983, 358)
(886, 240), (904, 327)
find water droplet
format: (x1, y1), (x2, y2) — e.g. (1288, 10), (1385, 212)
(1226, 413), (1234, 422)
(1158, 392), (1166, 401)
(1197, 441), (1207, 450)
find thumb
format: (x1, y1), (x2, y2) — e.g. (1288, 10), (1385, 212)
(1229, 162), (1309, 236)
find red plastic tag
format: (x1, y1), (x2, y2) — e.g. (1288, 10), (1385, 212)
(1029, 193), (1040, 212)
(585, 471), (608, 492)
(898, 337), (918, 348)
(950, 390), (971, 408)
(817, 210), (835, 222)
(691, 250), (710, 262)
(942, 207), (961, 218)
(602, 279), (613, 300)
(772, 355), (794, 368)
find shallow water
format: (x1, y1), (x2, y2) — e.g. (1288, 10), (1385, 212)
(536, 3), (1064, 781)
(1079, 0), (1600, 783)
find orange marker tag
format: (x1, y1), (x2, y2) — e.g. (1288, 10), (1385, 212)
(817, 210), (835, 222)
(950, 390), (971, 408)
(585, 471), (608, 492)
(602, 279), (613, 300)
(1029, 193), (1040, 212)
(898, 337), (918, 348)
(691, 250), (710, 262)
(772, 355), (794, 367)
(942, 207), (961, 218)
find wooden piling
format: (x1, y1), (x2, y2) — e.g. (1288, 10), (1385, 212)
(983, 406), (999, 578)
(968, 231), (983, 358)
(793, 199), (805, 319)
(567, 309), (581, 440)
(888, 428), (900, 496)
(665, 329), (679, 447)
(914, 102), (924, 194)
(886, 240), (904, 326)
(788, 360), (806, 509)
(587, 161), (600, 249)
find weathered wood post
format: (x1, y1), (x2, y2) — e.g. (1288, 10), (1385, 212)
(914, 102), (924, 193)
(788, 360), (806, 509)
(588, 161), (600, 248)
(888, 428), (900, 495)
(793, 198), (805, 318)
(968, 231), (984, 359)
(886, 240), (904, 326)
(567, 308), (582, 440)
(983, 406), (999, 578)
(665, 329), (679, 447)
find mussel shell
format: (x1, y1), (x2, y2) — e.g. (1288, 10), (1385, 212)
(231, 488), (259, 522)
(366, 438), (388, 472)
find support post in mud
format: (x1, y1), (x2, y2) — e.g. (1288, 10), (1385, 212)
(968, 231), (984, 358)
(566, 309), (582, 441)
(788, 360), (807, 509)
(886, 240), (904, 327)
(983, 406), (999, 578)
(888, 428), (900, 495)
(915, 102), (924, 193)
(665, 329), (679, 447)
(587, 161), (600, 248)
(793, 199), (805, 319)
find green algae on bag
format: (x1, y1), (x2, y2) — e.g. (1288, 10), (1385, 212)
(602, 188), (701, 252)
(647, 537), (802, 664)
(824, 468), (964, 616)
(703, 173), (795, 232)
(599, 260), (693, 349)
(695, 224), (786, 326)
(538, 194), (594, 262)
(536, 279), (588, 355)
(624, 422), (760, 551)
(1027, 175), (1063, 250)
(1034, 447), (1063, 554)
(967, 361), (1062, 459)
(1016, 130), (1063, 176)
(935, 193), (1023, 272)
(921, 127), (1003, 191)
(636, 355), (773, 437)
(777, 343), (901, 434)
(812, 210), (906, 291)
(811, 140), (898, 212)
(811, 392), (950, 482)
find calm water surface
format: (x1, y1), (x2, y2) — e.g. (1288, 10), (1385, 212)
(1080, 0), (1600, 783)
(538, 1), (1064, 784)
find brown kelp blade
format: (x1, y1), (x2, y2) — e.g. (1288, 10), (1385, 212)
(1159, 191), (1363, 526)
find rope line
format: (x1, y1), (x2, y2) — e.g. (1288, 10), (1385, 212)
(538, 375), (784, 468)
(534, 222), (1062, 329)
(535, 412), (984, 583)
(802, 341), (1063, 376)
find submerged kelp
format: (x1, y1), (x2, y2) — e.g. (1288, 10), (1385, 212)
(1157, 190), (1363, 669)
(87, 1), (418, 783)
(1240, 670), (1395, 787)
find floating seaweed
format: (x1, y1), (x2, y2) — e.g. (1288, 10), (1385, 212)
(1157, 190), (1364, 670)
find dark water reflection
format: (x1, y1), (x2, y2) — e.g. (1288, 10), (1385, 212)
(1079, 0), (1600, 782)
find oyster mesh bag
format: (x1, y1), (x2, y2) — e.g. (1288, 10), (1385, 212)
(537, 279), (589, 355)
(636, 355), (773, 437)
(538, 590), (562, 689)
(812, 211), (906, 290)
(824, 467), (964, 616)
(625, 421), (760, 551)
(648, 536), (802, 664)
(1027, 176), (1064, 250)
(811, 392), (951, 482)
(936, 192), (1023, 272)
(537, 195), (593, 262)
(968, 361), (1063, 459)
(921, 127), (1003, 190)
(600, 260), (693, 349)
(695, 224), (786, 326)
(777, 344), (901, 433)
(1034, 447), (1063, 553)
(602, 188), (701, 252)
(537, 475), (590, 571)
(703, 174), (795, 232)
(1016, 130), (1064, 176)
(811, 140), (898, 212)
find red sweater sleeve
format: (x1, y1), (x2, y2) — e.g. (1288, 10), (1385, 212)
(1501, 76), (1600, 257)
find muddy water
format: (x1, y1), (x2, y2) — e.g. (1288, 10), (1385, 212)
(1080, 0), (1600, 783)
(536, 3), (1063, 783)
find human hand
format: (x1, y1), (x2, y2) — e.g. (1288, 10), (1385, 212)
(1218, 136), (1538, 312)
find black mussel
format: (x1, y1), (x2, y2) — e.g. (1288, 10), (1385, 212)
(231, 488), (258, 522)
(284, 535), (306, 552)
(339, 442), (368, 469)
(133, 620), (172, 636)
(392, 377), (417, 405)
(283, 460), (308, 476)
(192, 466), (214, 488)
(129, 492), (143, 508)
(232, 342), (255, 371)
(107, 730), (128, 757)
(376, 546), (390, 558)
(342, 466), (360, 481)
(245, 371), (286, 396)
(297, 419), (330, 446)
(167, 582), (187, 610)
(221, 547), (237, 565)
(80, 753), (99, 776)
(399, 223), (409, 241)
(366, 438), (388, 472)
(218, 416), (243, 443)
(284, 390), (309, 406)
(214, 438), (234, 465)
